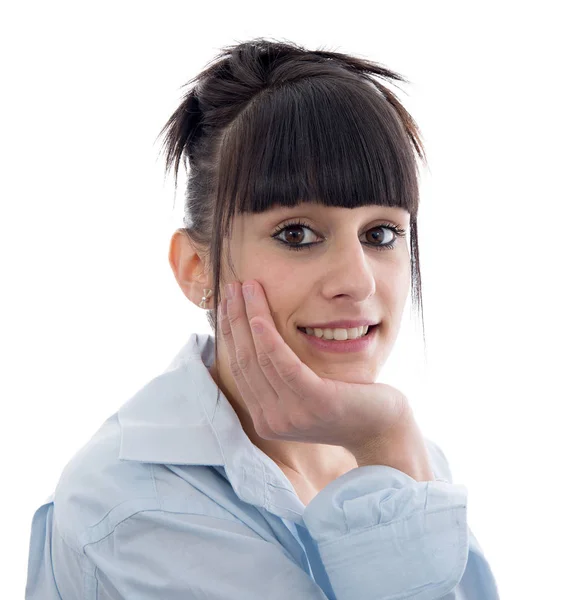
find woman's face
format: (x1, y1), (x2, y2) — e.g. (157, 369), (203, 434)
(219, 201), (411, 384)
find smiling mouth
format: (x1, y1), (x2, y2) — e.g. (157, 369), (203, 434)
(297, 323), (380, 340)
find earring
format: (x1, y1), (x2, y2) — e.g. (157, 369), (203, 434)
(199, 288), (213, 309)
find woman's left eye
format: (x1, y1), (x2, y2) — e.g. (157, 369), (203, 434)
(271, 221), (406, 252)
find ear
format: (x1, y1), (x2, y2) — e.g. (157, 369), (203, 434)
(168, 229), (212, 307)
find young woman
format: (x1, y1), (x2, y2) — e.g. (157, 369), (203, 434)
(26, 38), (500, 599)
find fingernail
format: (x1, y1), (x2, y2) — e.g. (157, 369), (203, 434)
(251, 320), (263, 334)
(242, 284), (254, 300)
(225, 283), (235, 299)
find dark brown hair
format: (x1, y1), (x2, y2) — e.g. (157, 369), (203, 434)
(158, 37), (427, 402)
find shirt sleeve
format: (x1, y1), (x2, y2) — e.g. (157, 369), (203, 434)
(25, 495), (64, 599)
(302, 453), (500, 600)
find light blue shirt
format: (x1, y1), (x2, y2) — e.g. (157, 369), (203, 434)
(26, 332), (500, 599)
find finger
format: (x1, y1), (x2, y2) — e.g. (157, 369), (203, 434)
(221, 282), (277, 418)
(219, 296), (265, 427)
(240, 280), (300, 400)
(242, 280), (321, 399)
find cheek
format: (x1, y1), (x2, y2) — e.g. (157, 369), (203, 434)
(373, 266), (410, 318)
(263, 277), (302, 328)
(244, 263), (303, 331)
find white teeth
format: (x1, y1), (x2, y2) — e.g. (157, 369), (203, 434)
(302, 325), (370, 340)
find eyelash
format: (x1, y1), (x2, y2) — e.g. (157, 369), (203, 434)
(272, 219), (407, 252)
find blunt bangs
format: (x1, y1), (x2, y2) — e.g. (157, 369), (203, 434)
(216, 76), (422, 237)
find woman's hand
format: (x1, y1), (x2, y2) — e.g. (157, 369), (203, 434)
(219, 280), (415, 455)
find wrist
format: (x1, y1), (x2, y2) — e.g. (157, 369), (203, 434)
(350, 420), (435, 482)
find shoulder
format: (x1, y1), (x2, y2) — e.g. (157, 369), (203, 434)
(51, 413), (238, 554)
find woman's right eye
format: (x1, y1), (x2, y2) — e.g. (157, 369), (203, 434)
(274, 223), (319, 246)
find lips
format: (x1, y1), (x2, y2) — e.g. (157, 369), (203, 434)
(297, 323), (380, 334)
(296, 320), (380, 330)
(296, 321), (380, 352)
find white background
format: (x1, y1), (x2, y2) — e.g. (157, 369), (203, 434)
(2, 1), (574, 598)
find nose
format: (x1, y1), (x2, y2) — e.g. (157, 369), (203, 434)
(321, 237), (376, 302)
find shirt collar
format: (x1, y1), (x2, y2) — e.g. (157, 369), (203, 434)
(118, 332), (304, 520)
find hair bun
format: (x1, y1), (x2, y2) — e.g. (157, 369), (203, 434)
(157, 87), (206, 183)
